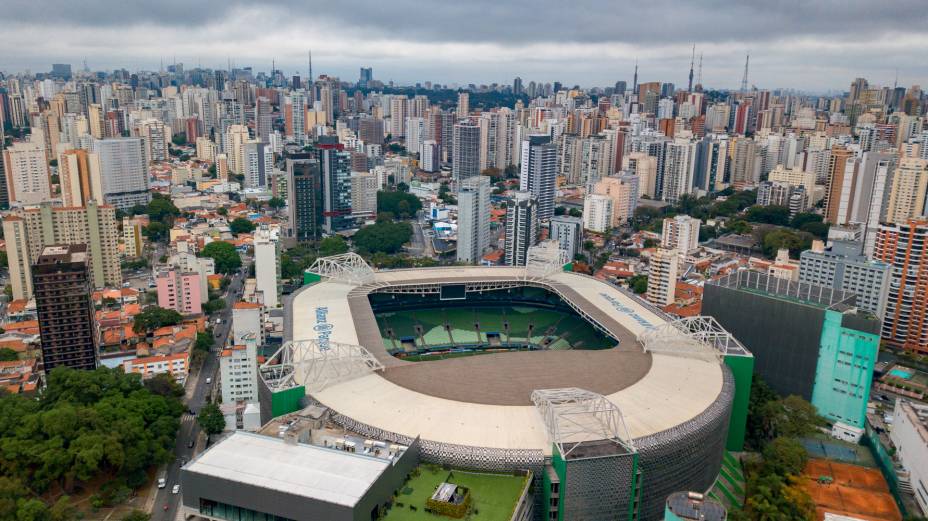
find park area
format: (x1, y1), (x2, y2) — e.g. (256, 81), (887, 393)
(382, 464), (529, 521)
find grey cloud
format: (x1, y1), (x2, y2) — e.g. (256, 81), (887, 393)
(4, 0), (927, 45)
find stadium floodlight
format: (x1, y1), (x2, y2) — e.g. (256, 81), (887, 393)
(525, 240), (569, 280)
(637, 315), (747, 361)
(531, 388), (635, 458)
(307, 253), (376, 285)
(260, 339), (385, 394)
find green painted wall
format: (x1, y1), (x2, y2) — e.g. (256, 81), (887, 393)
(663, 506), (685, 521)
(723, 354), (754, 452)
(542, 445), (567, 521)
(811, 310), (879, 429)
(270, 385), (305, 418)
(303, 271), (321, 285)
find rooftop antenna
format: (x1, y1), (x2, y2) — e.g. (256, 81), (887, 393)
(740, 53), (749, 93)
(894, 68), (899, 90)
(688, 44), (695, 92)
(308, 49), (313, 82)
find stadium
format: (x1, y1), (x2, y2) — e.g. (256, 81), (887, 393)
(257, 247), (752, 521)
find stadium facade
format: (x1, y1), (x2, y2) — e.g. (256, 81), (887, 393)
(255, 252), (750, 520)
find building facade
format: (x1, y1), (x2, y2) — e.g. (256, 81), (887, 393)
(456, 175), (491, 264)
(505, 191), (539, 267)
(33, 244), (98, 371)
(874, 219), (928, 353)
(156, 268), (202, 315)
(799, 239), (890, 317)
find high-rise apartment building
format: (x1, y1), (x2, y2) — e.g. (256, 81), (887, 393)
(799, 239), (891, 318)
(660, 139), (697, 202)
(92, 137), (151, 209)
(287, 156), (324, 241)
(156, 268), (203, 315)
(33, 244), (98, 371)
(661, 215), (701, 253)
(350, 172), (377, 219)
(2, 201), (121, 300)
(419, 140), (440, 173)
(253, 228), (281, 308)
(317, 137), (354, 233)
(647, 247), (679, 306)
(285, 91), (307, 143)
(885, 157), (928, 224)
(874, 219), (928, 353)
(582, 194), (613, 233)
(389, 96), (408, 137)
(3, 137), (51, 206)
(136, 118), (170, 162)
(220, 338), (258, 405)
(519, 135), (558, 222)
(592, 174), (639, 227)
(452, 122), (481, 182)
(730, 138), (757, 189)
(505, 191), (539, 266)
(358, 118), (385, 146)
(823, 146), (857, 225)
(457, 92), (469, 117)
(456, 175), (491, 264)
(549, 215), (583, 260)
(58, 149), (103, 207)
(242, 142), (272, 189)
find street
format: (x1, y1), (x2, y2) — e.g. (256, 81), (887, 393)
(150, 268), (245, 521)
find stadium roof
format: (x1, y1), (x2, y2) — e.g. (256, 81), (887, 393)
(286, 266), (726, 454)
(183, 431), (389, 507)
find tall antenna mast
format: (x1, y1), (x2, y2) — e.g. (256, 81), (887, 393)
(740, 53), (749, 93)
(308, 49), (313, 83)
(697, 53), (703, 90)
(632, 58), (638, 94)
(688, 44), (695, 92)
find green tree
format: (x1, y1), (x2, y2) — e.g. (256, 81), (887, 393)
(132, 306), (183, 334)
(146, 194), (180, 222)
(353, 221), (413, 254)
(745, 205), (791, 226)
(216, 207), (228, 216)
(761, 229), (813, 258)
(171, 133), (187, 146)
(197, 403), (226, 435)
(195, 332), (215, 352)
(762, 437), (808, 476)
(628, 275), (648, 294)
(318, 236), (349, 256)
(0, 348), (19, 361)
(0, 250), (7, 269)
(268, 196), (286, 210)
(200, 241), (242, 274)
(143, 221), (169, 242)
(762, 394), (827, 439)
(143, 373), (185, 399)
(568, 208), (582, 218)
(204, 298), (226, 314)
(377, 191), (422, 219)
(727, 220), (753, 235)
(229, 217), (256, 235)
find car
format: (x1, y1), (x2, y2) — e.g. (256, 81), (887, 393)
(188, 408), (196, 415)
(172, 485), (180, 494)
(157, 478), (166, 489)
(187, 439), (195, 449)
(205, 377), (212, 384)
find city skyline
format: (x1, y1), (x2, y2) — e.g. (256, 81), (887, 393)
(2, 0), (927, 92)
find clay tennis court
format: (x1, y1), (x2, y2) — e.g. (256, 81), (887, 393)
(802, 458), (901, 521)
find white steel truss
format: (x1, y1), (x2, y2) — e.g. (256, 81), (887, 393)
(524, 240), (570, 279)
(531, 388), (635, 458)
(637, 315), (747, 361)
(307, 253), (376, 285)
(260, 339), (385, 394)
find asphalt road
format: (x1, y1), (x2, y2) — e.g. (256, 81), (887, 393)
(151, 268), (245, 520)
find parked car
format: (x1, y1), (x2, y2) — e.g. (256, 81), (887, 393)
(172, 484), (180, 494)
(157, 478), (166, 489)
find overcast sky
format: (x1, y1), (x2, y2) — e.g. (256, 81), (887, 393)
(2, 0), (927, 93)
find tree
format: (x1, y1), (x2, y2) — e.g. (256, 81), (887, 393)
(132, 306), (183, 334)
(353, 221), (413, 254)
(727, 220), (753, 235)
(761, 229), (813, 258)
(0, 348), (17, 362)
(171, 133), (187, 146)
(568, 208), (582, 218)
(762, 395), (827, 439)
(318, 236), (349, 256)
(200, 241), (242, 274)
(229, 217), (256, 235)
(762, 437), (808, 476)
(143, 373), (185, 399)
(628, 275), (648, 294)
(554, 206), (567, 216)
(197, 403), (226, 435)
(143, 221), (169, 242)
(216, 207), (228, 216)
(268, 196), (286, 210)
(377, 191), (422, 219)
(204, 298), (225, 314)
(146, 194), (180, 222)
(745, 205), (791, 226)
(195, 332), (214, 352)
